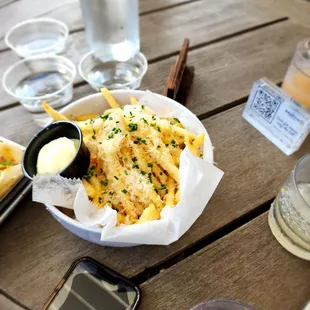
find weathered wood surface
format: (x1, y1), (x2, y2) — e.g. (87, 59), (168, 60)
(0, 0), (285, 108)
(2, 20), (307, 117)
(140, 212), (310, 310)
(0, 293), (26, 310)
(0, 0), (192, 50)
(1, 21), (308, 129)
(259, 0), (310, 27)
(1, 102), (310, 309)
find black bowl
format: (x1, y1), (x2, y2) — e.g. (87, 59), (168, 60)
(22, 121), (90, 180)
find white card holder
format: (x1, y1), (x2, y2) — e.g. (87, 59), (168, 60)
(243, 78), (310, 155)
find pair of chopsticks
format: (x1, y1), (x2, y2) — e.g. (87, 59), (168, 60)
(163, 38), (194, 105)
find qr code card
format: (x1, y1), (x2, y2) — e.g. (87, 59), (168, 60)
(250, 87), (283, 123)
(243, 78), (310, 155)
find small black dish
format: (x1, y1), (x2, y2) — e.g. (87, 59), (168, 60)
(22, 121), (90, 180)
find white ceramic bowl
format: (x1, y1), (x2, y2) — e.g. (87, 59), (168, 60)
(45, 90), (213, 247)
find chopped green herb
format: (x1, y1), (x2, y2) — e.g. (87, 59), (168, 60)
(152, 116), (156, 121)
(157, 126), (161, 132)
(114, 176), (119, 180)
(141, 139), (147, 145)
(90, 119), (95, 124)
(121, 189), (128, 194)
(0, 161), (13, 167)
(132, 164), (139, 169)
(141, 118), (148, 125)
(128, 123), (138, 132)
(109, 117), (113, 120)
(174, 118), (180, 123)
(125, 133), (128, 137)
(124, 170), (128, 176)
(141, 171), (146, 175)
(151, 123), (156, 127)
(116, 121), (119, 123)
(147, 172), (152, 183)
(165, 144), (169, 147)
(100, 180), (108, 186)
(108, 200), (112, 204)
(171, 139), (176, 145)
(99, 142), (102, 144)
(134, 137), (141, 144)
(109, 191), (114, 196)
(157, 145), (161, 149)
(124, 157), (128, 161)
(84, 165), (95, 180)
(100, 113), (110, 120)
(98, 197), (102, 204)
(132, 157), (137, 162)
(112, 127), (122, 134)
(142, 105), (145, 109)
(159, 184), (166, 190)
(108, 133), (114, 139)
(147, 163), (153, 168)
(129, 111), (133, 116)
(191, 139), (195, 142)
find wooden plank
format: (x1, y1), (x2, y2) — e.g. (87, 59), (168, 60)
(1, 102), (310, 309)
(0, 0), (191, 50)
(1, 21), (308, 128)
(258, 0), (310, 28)
(0, 0), (284, 108)
(140, 212), (310, 310)
(0, 293), (26, 310)
(141, 21), (308, 117)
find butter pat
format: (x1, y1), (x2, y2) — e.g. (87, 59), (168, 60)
(37, 137), (78, 174)
(243, 78), (310, 155)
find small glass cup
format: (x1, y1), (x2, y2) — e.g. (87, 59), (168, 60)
(190, 300), (255, 310)
(269, 154), (310, 259)
(282, 39), (310, 109)
(2, 55), (76, 127)
(5, 18), (69, 58)
(79, 51), (147, 91)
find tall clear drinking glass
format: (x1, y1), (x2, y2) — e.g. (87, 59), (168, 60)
(80, 0), (140, 62)
(269, 154), (310, 259)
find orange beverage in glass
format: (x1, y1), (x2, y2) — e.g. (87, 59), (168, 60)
(282, 39), (310, 109)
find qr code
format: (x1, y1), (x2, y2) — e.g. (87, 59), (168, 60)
(251, 88), (281, 123)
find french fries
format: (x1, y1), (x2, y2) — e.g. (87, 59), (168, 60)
(42, 102), (69, 121)
(75, 114), (99, 121)
(43, 89), (205, 225)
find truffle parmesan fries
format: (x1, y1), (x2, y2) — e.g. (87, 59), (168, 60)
(43, 89), (205, 225)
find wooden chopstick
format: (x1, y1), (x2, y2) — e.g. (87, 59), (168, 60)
(163, 38), (193, 105)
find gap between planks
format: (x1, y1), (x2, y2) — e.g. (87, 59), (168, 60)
(0, 0), (203, 53)
(131, 198), (274, 285)
(0, 17), (289, 113)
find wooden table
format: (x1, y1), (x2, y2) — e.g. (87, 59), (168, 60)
(1, 0), (310, 309)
